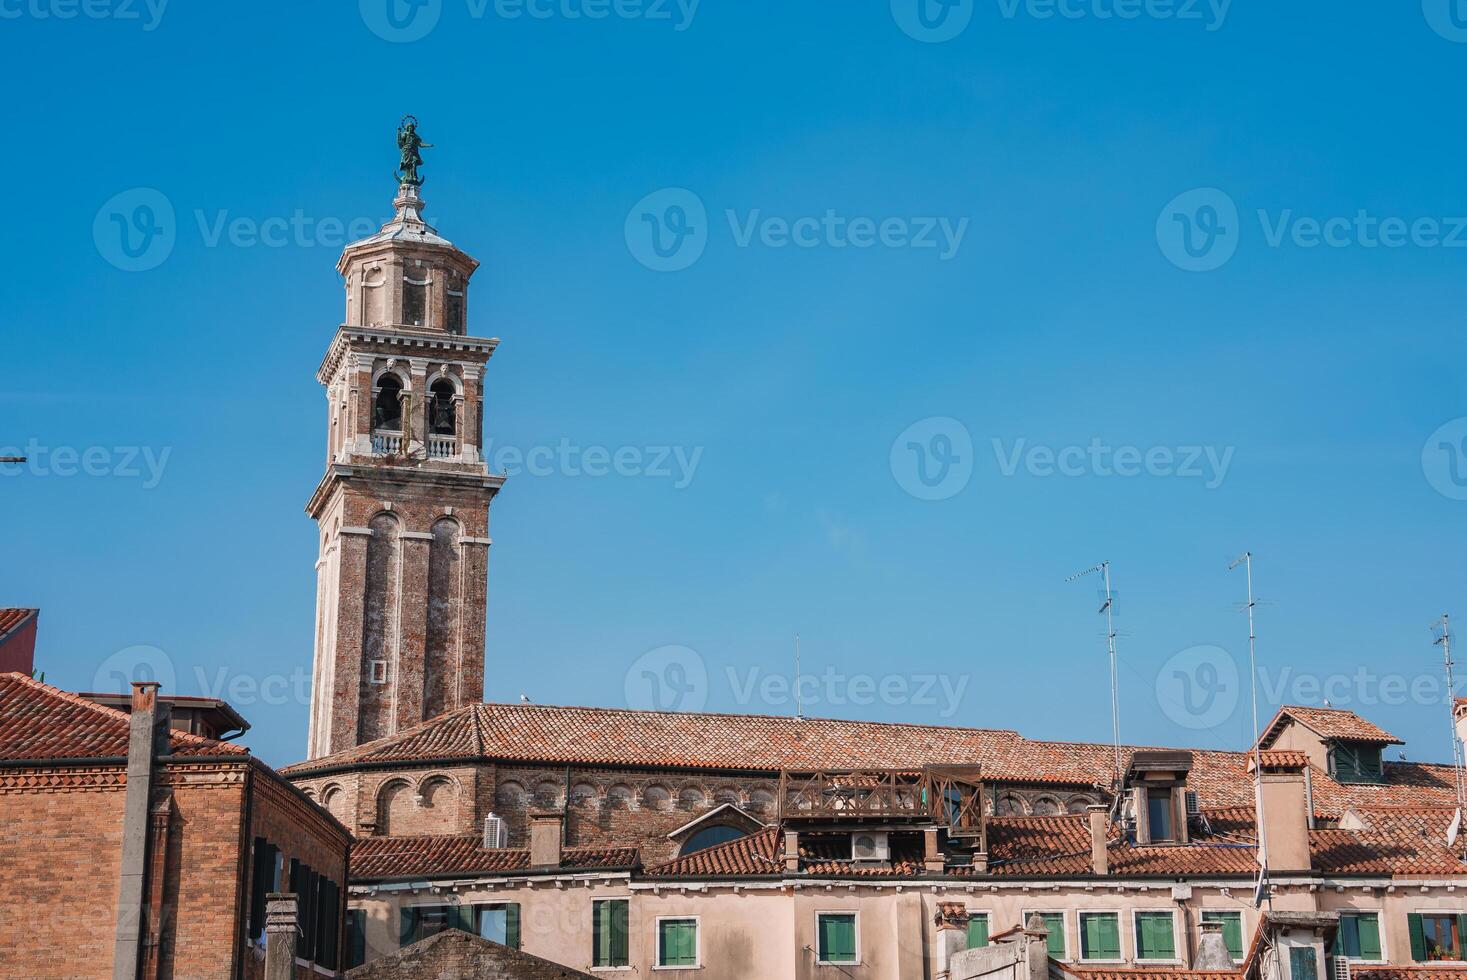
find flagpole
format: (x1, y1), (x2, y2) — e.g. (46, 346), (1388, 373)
(1231, 551), (1271, 911)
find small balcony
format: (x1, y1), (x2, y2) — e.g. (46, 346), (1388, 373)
(778, 765), (986, 839)
(370, 431), (404, 456)
(427, 435), (457, 460)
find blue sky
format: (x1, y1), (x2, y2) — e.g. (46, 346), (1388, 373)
(4, 0), (1467, 768)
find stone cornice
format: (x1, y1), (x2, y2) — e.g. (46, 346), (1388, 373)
(317, 325), (499, 384)
(305, 465), (506, 519)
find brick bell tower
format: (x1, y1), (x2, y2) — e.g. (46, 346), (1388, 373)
(306, 120), (504, 759)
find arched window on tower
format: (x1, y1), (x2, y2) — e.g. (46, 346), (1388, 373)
(427, 380), (456, 460)
(403, 272), (428, 328)
(372, 376), (404, 454)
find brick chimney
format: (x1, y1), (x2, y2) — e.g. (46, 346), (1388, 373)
(529, 810), (564, 869)
(264, 894), (299, 980)
(1088, 805), (1109, 876)
(934, 903), (971, 979)
(1252, 750), (1311, 872)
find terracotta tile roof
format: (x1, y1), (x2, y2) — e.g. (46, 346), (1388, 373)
(1065, 970), (1242, 980)
(1260, 705), (1402, 748)
(0, 608), (36, 639)
(0, 672), (247, 761)
(647, 804), (1467, 880)
(284, 702), (1027, 775)
(351, 834), (639, 881)
(1355, 970), (1467, 980)
(1249, 750), (1310, 771)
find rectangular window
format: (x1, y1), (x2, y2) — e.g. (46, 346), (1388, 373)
(1335, 913), (1382, 961)
(658, 918), (699, 968)
(403, 279), (427, 327)
(593, 899), (630, 968)
(476, 904), (521, 950)
(1134, 912), (1177, 961)
(1331, 744), (1384, 783)
(1026, 912), (1067, 960)
(967, 913), (990, 950)
(1147, 788), (1175, 842)
(1202, 911), (1245, 961)
(247, 838), (279, 944)
(817, 913), (859, 965)
(1410, 913), (1466, 962)
(446, 291), (465, 335)
(316, 878), (340, 969)
(400, 905), (452, 947)
(1290, 946), (1320, 980)
(346, 908), (366, 970)
(369, 660), (388, 685)
(1079, 912), (1122, 961)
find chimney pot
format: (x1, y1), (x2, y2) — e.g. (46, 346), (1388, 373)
(1087, 805), (1109, 876)
(528, 810), (564, 869)
(130, 681), (160, 712)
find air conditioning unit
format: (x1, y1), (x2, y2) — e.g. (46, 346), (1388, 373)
(851, 832), (890, 862)
(1331, 957), (1352, 980)
(1185, 790), (1201, 817)
(483, 813), (508, 849)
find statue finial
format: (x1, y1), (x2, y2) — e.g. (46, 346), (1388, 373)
(395, 115), (433, 187)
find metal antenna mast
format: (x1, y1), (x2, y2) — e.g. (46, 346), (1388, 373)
(1067, 561), (1122, 787)
(1434, 615), (1466, 811)
(794, 633), (804, 722)
(1229, 551), (1270, 909)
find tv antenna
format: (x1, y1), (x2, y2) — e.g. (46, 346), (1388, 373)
(1433, 615), (1466, 814)
(1066, 561), (1122, 787)
(794, 633), (804, 722)
(1229, 551), (1271, 909)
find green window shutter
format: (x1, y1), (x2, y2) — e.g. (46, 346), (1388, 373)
(1043, 914), (1066, 959)
(1337, 915), (1360, 958)
(612, 900), (629, 965)
(400, 907), (418, 949)
(819, 914), (857, 963)
(1100, 916), (1121, 959)
(1409, 914), (1427, 962)
(594, 901), (629, 967)
(347, 909), (366, 970)
(1137, 913), (1175, 959)
(505, 904), (521, 950)
(450, 904), (473, 934)
(659, 920), (697, 966)
(1082, 914), (1119, 959)
(1357, 915), (1381, 960)
(968, 915), (990, 949)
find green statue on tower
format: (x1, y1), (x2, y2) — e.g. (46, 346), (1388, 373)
(395, 115), (433, 186)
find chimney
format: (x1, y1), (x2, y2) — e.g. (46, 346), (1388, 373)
(784, 830), (800, 873)
(924, 827), (945, 875)
(112, 681), (164, 980)
(1252, 751), (1311, 872)
(1194, 919), (1234, 970)
(529, 810), (564, 868)
(934, 903), (970, 978)
(1088, 805), (1109, 876)
(264, 893), (299, 980)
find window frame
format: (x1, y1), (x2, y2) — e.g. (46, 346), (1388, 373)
(1335, 910), (1385, 963)
(1131, 908), (1181, 964)
(1200, 909), (1246, 963)
(654, 915), (701, 970)
(1021, 909), (1069, 961)
(591, 897), (632, 971)
(1413, 910), (1465, 962)
(1077, 911), (1124, 963)
(815, 910), (860, 966)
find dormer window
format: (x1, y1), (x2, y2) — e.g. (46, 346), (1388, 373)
(1126, 750), (1192, 845)
(1330, 742), (1385, 783)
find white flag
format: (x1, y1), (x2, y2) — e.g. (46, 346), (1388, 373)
(1447, 807), (1462, 848)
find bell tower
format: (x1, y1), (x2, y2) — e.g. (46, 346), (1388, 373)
(305, 122), (504, 759)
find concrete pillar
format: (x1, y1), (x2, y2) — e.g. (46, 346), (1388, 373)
(265, 893), (299, 980)
(1024, 913), (1052, 980)
(530, 810), (564, 868)
(112, 681), (168, 980)
(934, 902), (970, 979)
(1088, 805), (1109, 876)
